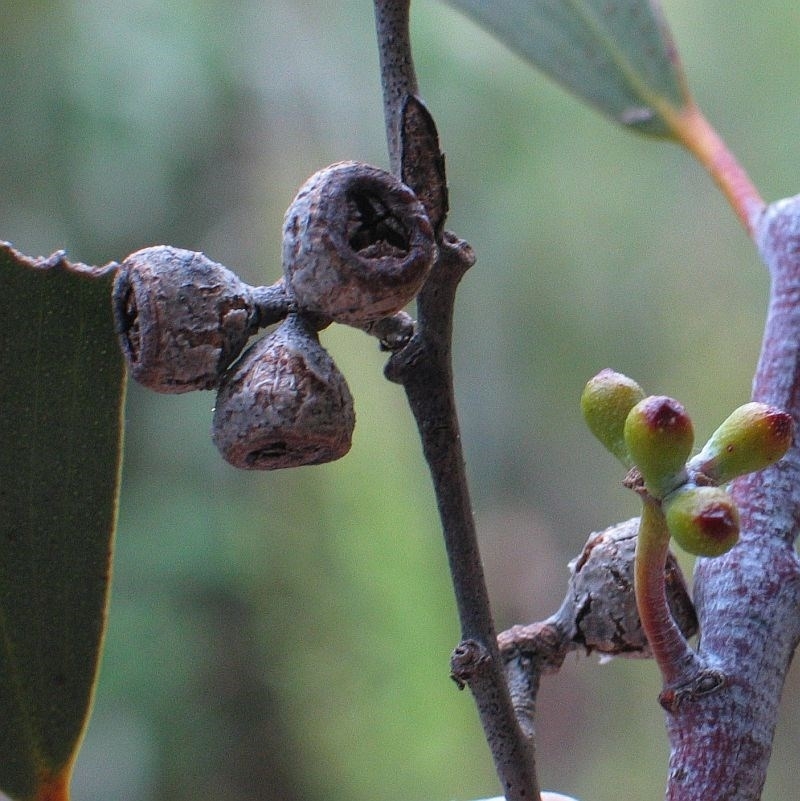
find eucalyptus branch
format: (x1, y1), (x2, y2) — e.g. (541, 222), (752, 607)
(373, 1), (540, 798)
(661, 196), (800, 801)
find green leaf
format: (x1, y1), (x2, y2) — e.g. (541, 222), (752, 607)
(0, 244), (125, 801)
(443, 0), (691, 136)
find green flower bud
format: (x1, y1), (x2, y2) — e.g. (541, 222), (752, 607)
(581, 369), (646, 466)
(623, 396), (694, 497)
(690, 402), (793, 484)
(663, 485), (740, 557)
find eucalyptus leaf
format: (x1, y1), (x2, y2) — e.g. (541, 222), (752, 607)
(0, 244), (125, 801)
(443, 0), (691, 136)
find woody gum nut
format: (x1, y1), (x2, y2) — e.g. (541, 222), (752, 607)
(282, 161), (436, 324)
(113, 246), (257, 393)
(663, 485), (740, 557)
(689, 402), (794, 484)
(568, 518), (697, 658)
(211, 314), (355, 470)
(623, 396), (694, 497)
(580, 369), (646, 466)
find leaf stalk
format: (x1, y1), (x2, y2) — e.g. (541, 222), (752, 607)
(667, 103), (765, 237)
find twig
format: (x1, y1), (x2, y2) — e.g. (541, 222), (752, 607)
(373, 0), (418, 176)
(386, 234), (540, 801)
(373, 2), (540, 798)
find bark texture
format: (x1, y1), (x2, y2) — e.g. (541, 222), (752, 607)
(664, 197), (800, 800)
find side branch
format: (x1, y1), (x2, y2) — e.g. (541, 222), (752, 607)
(386, 237), (540, 801)
(374, 3), (540, 796)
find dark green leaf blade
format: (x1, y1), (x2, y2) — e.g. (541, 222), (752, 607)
(443, 0), (691, 136)
(0, 244), (125, 801)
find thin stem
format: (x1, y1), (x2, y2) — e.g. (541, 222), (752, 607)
(34, 771), (71, 801)
(373, 0), (418, 176)
(386, 236), (540, 801)
(635, 498), (703, 693)
(667, 103), (765, 237)
(373, 2), (541, 797)
(250, 279), (291, 328)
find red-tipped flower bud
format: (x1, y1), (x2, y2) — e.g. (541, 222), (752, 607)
(282, 161), (436, 324)
(211, 314), (355, 470)
(690, 402), (794, 484)
(113, 246), (257, 393)
(663, 484), (740, 557)
(623, 396), (694, 497)
(580, 369), (646, 466)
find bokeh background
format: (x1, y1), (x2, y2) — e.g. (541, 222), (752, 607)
(2, 1), (800, 799)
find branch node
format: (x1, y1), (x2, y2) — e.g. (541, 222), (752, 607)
(450, 638), (492, 690)
(659, 667), (727, 714)
(498, 621), (571, 674)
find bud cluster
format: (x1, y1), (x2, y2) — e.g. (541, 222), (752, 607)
(581, 369), (793, 557)
(112, 162), (436, 469)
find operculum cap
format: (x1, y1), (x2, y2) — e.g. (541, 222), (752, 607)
(581, 369), (645, 466)
(663, 484), (740, 557)
(623, 396), (694, 497)
(211, 314), (355, 470)
(690, 402), (794, 484)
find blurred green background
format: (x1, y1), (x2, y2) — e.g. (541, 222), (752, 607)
(2, 1), (799, 799)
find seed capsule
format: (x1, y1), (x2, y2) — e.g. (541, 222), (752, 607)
(580, 369), (646, 466)
(113, 246), (257, 393)
(690, 402), (793, 484)
(211, 314), (355, 470)
(568, 518), (697, 657)
(282, 161), (436, 324)
(624, 396), (694, 497)
(663, 484), (740, 557)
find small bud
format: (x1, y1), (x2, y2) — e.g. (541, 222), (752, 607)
(663, 485), (740, 557)
(580, 369), (646, 466)
(623, 396), (694, 497)
(282, 161), (436, 324)
(113, 246), (257, 393)
(211, 314), (355, 470)
(690, 402), (793, 484)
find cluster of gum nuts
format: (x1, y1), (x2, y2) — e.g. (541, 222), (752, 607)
(112, 161), (437, 470)
(581, 369), (794, 556)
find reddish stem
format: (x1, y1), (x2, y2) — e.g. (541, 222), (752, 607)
(34, 770), (71, 801)
(634, 497), (703, 692)
(667, 104), (765, 237)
